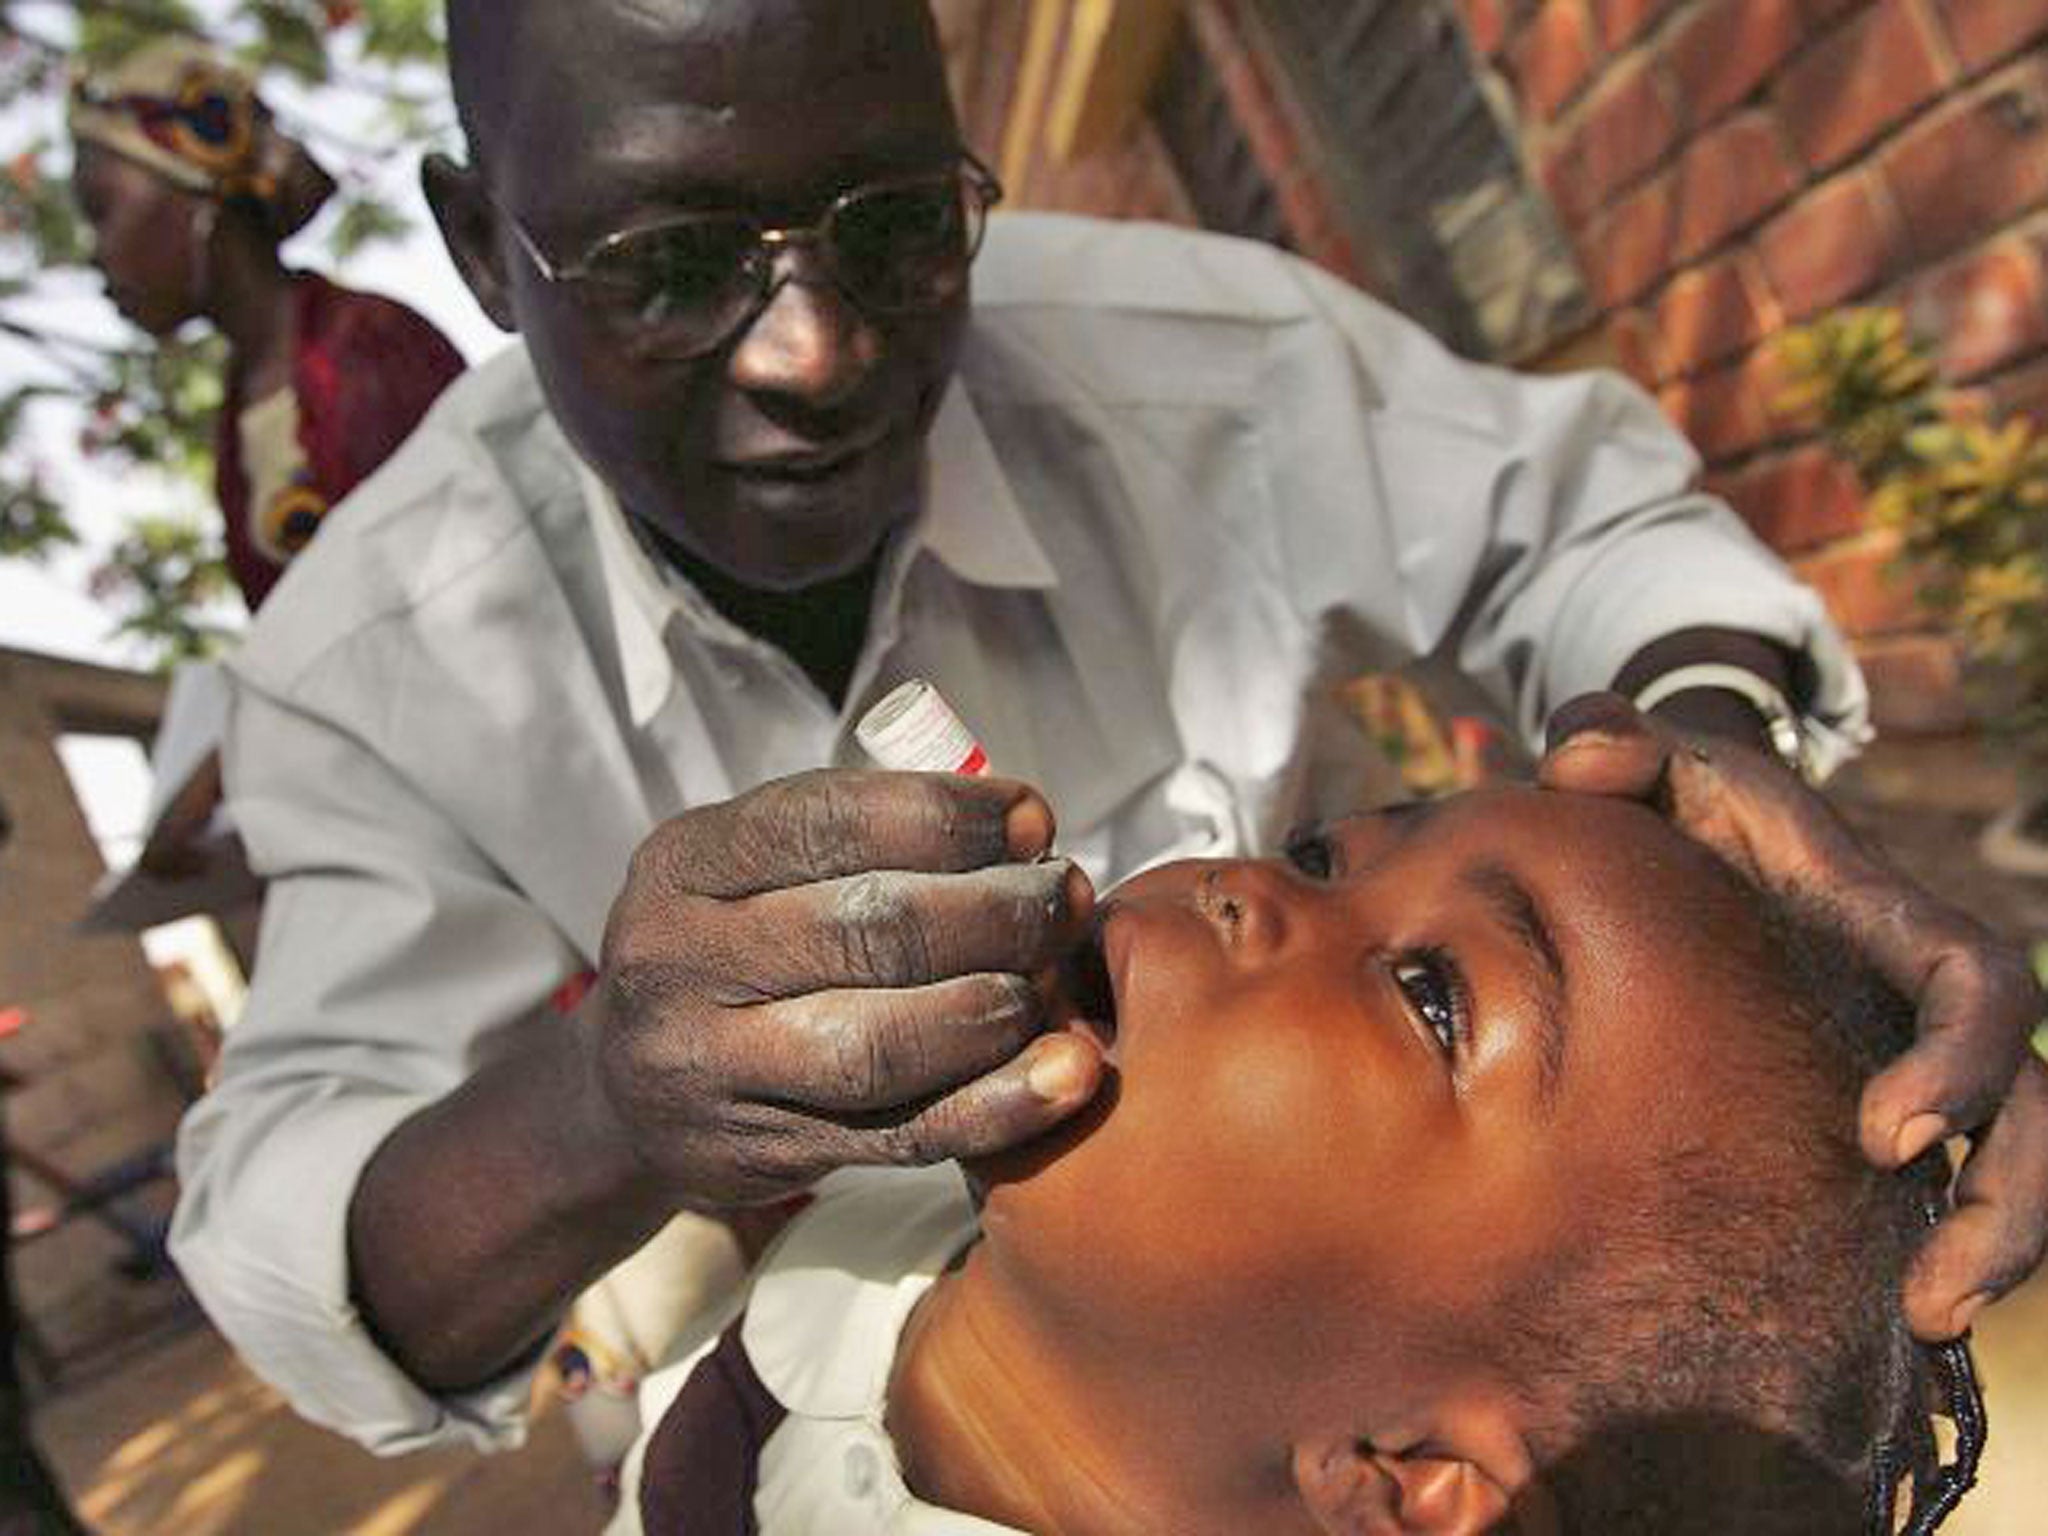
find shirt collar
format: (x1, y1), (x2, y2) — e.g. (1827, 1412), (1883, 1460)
(919, 380), (1059, 592)
(742, 1166), (979, 1419)
(577, 456), (679, 729)
(578, 380), (1059, 730)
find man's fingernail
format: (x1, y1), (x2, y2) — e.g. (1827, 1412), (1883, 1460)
(1004, 796), (1056, 859)
(1060, 862), (1095, 920)
(1026, 1038), (1090, 1103)
(1544, 692), (1637, 751)
(1548, 731), (1621, 758)
(1949, 1291), (1993, 1336)
(1894, 1112), (1950, 1163)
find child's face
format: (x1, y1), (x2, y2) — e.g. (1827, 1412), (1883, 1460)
(973, 787), (1766, 1432)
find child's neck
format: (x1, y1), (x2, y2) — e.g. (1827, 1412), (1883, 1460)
(886, 1246), (1287, 1535)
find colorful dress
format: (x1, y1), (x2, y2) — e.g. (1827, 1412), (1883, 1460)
(215, 273), (464, 611)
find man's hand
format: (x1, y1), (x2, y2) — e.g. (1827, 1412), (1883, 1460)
(1540, 693), (2048, 1340)
(350, 767), (1104, 1392)
(587, 768), (1106, 1208)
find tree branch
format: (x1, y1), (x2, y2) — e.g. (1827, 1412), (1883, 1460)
(0, 315), (127, 386)
(0, 16), (71, 58)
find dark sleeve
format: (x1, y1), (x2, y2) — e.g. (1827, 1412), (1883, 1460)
(640, 1324), (788, 1536)
(295, 285), (467, 504)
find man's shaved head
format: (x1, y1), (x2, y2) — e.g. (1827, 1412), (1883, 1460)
(445, 0), (948, 170)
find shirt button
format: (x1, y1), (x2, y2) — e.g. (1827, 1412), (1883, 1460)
(844, 1440), (881, 1499)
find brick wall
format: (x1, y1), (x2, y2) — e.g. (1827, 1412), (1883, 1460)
(950, 0), (2048, 732)
(1466, 0), (2048, 730)
(940, 0), (1199, 226)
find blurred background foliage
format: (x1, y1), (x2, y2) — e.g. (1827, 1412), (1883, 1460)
(0, 0), (449, 663)
(1776, 307), (2048, 765)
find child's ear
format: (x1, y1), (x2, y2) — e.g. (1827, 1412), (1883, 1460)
(1292, 1436), (1518, 1535)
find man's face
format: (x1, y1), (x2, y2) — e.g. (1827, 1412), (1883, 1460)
(450, 0), (969, 590)
(973, 788), (1770, 1429)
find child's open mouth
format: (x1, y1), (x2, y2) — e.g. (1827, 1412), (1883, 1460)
(1053, 914), (1119, 1059)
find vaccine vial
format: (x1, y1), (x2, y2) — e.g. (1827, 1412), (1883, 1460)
(856, 678), (989, 776)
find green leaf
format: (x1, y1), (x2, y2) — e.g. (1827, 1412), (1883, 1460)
(246, 1), (332, 81)
(76, 2), (205, 68)
(327, 193), (412, 260)
(356, 0), (443, 65)
(90, 512), (236, 666)
(0, 471), (76, 559)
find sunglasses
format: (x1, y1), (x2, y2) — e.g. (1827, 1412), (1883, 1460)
(496, 153), (1002, 360)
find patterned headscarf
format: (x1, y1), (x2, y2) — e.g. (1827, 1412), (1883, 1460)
(69, 37), (333, 238)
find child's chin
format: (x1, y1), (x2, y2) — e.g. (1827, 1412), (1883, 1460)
(962, 1067), (1122, 1212)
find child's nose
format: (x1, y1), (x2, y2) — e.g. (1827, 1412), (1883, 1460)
(1196, 866), (1290, 959)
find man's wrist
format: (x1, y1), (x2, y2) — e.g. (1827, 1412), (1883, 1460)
(565, 984), (677, 1219)
(1610, 627), (1808, 770)
(1636, 685), (1777, 751)
(1631, 664), (1807, 775)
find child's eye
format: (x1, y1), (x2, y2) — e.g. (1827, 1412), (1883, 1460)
(1283, 825), (1336, 880)
(1392, 950), (1466, 1056)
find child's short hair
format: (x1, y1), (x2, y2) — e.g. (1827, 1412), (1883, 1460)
(1494, 891), (1964, 1534)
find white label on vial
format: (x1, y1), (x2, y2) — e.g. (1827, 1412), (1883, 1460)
(856, 679), (989, 775)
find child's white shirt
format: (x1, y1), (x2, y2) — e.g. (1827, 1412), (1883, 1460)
(609, 1165), (1021, 1535)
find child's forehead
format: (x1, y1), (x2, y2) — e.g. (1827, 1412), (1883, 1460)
(1409, 791), (1783, 1092)
(1352, 785), (1695, 873)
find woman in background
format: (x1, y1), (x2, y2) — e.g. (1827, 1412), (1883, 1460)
(68, 36), (464, 613)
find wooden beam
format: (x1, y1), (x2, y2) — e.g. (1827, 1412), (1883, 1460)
(1047, 0), (1182, 164)
(999, 0), (1069, 195)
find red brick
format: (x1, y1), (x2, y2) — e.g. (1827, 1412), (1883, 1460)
(1882, 59), (2048, 265)
(1756, 172), (1908, 318)
(1657, 253), (1776, 375)
(1776, 0), (1951, 172)
(1742, 341), (1808, 440)
(1188, 1), (1374, 286)
(1905, 237), (2048, 381)
(1572, 57), (1683, 209)
(1659, 354), (1775, 459)
(1664, 0), (1806, 127)
(1720, 445), (1869, 551)
(1457, 0), (1513, 55)
(1942, 0), (2048, 74)
(1583, 174), (1679, 306)
(1987, 350), (2048, 427)
(1607, 306), (1672, 384)
(1591, 0), (1682, 50)
(1672, 110), (1799, 260)
(1540, 139), (1597, 229)
(1793, 531), (1926, 636)
(1857, 633), (1976, 734)
(1511, 0), (1600, 119)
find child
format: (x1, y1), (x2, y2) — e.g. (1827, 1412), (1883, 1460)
(613, 787), (1980, 1535)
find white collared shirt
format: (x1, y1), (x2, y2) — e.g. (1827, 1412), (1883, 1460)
(171, 212), (1869, 1456)
(607, 1166), (1012, 1536)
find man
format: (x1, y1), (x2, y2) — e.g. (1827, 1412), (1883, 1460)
(170, 0), (2048, 1455)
